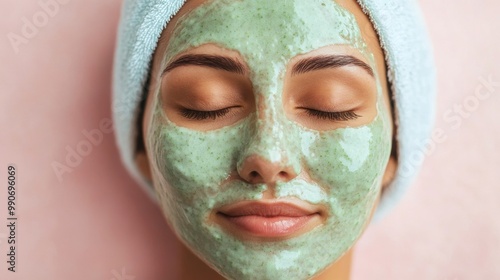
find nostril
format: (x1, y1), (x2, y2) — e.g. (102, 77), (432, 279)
(278, 171), (288, 177)
(239, 156), (299, 184)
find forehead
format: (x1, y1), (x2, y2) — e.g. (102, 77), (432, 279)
(151, 0), (388, 91)
(162, 0), (368, 66)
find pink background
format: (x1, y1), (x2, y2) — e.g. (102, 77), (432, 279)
(1, 0), (498, 279)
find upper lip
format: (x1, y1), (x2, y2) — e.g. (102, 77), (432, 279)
(217, 200), (322, 217)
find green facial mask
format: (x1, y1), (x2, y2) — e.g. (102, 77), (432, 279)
(146, 0), (392, 279)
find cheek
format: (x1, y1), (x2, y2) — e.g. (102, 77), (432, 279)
(148, 108), (248, 200)
(306, 113), (392, 212)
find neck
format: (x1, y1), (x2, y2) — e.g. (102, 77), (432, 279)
(312, 249), (353, 280)
(177, 241), (224, 280)
(176, 242), (353, 280)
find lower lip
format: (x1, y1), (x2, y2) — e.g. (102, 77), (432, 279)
(218, 214), (318, 238)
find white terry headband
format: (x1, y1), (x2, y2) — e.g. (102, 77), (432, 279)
(112, 0), (436, 221)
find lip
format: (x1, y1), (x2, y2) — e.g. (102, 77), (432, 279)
(215, 200), (324, 239)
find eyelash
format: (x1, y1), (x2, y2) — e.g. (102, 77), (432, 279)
(180, 108), (231, 120)
(305, 109), (360, 121)
(179, 108), (360, 122)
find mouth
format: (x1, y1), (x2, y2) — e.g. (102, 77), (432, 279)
(215, 200), (324, 240)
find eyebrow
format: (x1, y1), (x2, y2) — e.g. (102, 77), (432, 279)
(292, 55), (374, 77)
(162, 54), (246, 76)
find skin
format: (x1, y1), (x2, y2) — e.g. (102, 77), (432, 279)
(136, 0), (397, 279)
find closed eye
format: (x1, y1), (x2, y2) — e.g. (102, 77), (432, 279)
(179, 107), (235, 120)
(304, 108), (361, 121)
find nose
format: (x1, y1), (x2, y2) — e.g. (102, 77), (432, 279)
(238, 155), (298, 185)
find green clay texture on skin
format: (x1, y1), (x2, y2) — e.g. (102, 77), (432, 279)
(147, 0), (392, 279)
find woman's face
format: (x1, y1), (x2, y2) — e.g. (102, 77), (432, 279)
(140, 0), (395, 279)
